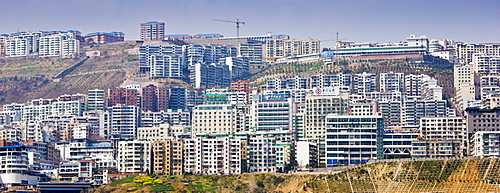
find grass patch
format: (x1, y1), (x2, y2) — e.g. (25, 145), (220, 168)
(107, 175), (136, 187)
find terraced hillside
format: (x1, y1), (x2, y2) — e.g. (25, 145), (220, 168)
(0, 57), (80, 78)
(96, 158), (500, 193)
(22, 55), (139, 100)
(0, 42), (142, 104)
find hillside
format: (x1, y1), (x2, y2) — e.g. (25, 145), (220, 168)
(0, 42), (143, 104)
(95, 158), (500, 193)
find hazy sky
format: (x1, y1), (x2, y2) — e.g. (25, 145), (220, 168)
(1, 0), (498, 48)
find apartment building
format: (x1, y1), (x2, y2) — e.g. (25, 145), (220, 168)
(353, 72), (377, 95)
(152, 140), (183, 175)
(5, 32), (43, 57)
(0, 34), (7, 56)
(380, 72), (404, 92)
(110, 104), (139, 139)
(56, 138), (115, 168)
(184, 137), (243, 175)
(454, 64), (475, 112)
(140, 85), (169, 112)
(411, 139), (462, 158)
(378, 101), (403, 126)
(0, 144), (40, 186)
(117, 140), (152, 173)
(403, 99), (447, 126)
(310, 73), (352, 92)
(87, 89), (106, 111)
(471, 131), (500, 158)
(139, 41), (185, 74)
(39, 32), (80, 58)
(107, 88), (139, 107)
(304, 92), (349, 139)
(191, 103), (245, 135)
(455, 43), (500, 64)
(264, 38), (320, 64)
(247, 135), (276, 173)
(265, 76), (308, 90)
(465, 107), (500, 155)
(140, 21), (165, 41)
(84, 32), (124, 44)
(419, 117), (465, 141)
(141, 109), (190, 127)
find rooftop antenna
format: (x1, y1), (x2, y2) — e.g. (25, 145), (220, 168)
(214, 18), (246, 37)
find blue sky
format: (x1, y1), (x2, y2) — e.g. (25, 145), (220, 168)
(0, 0), (498, 48)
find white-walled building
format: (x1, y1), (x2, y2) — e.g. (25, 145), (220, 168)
(325, 115), (383, 166)
(184, 137), (242, 175)
(251, 94), (293, 132)
(117, 140), (151, 173)
(247, 135), (276, 173)
(380, 72), (404, 92)
(471, 131), (500, 158)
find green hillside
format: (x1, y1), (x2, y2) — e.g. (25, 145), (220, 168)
(95, 158), (500, 193)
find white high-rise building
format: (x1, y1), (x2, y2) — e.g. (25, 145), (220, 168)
(191, 103), (246, 135)
(247, 135), (276, 172)
(110, 104), (139, 139)
(183, 137), (242, 175)
(87, 89), (106, 111)
(353, 72), (377, 95)
(472, 53), (500, 75)
(380, 72), (405, 92)
(117, 140), (151, 173)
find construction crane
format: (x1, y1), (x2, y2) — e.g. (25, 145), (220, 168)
(213, 18), (245, 37)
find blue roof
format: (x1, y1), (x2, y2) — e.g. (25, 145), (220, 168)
(195, 33), (222, 36)
(165, 34), (191, 36)
(0, 145), (24, 148)
(272, 34), (289, 36)
(146, 21), (162, 24)
(85, 32), (123, 36)
(11, 32), (27, 35)
(0, 34), (8, 37)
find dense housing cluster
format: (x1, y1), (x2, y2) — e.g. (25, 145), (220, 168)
(0, 20), (499, 189)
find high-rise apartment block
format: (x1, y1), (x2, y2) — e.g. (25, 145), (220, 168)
(5, 31), (79, 58)
(140, 85), (169, 112)
(380, 72), (405, 92)
(455, 43), (500, 64)
(110, 104), (139, 139)
(184, 137), (243, 175)
(471, 53), (500, 75)
(152, 140), (183, 175)
(264, 38), (320, 64)
(191, 103), (246, 135)
(107, 88), (139, 107)
(140, 21), (165, 41)
(117, 140), (151, 173)
(87, 89), (106, 111)
(353, 72), (377, 95)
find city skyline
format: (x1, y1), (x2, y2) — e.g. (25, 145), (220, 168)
(0, 0), (498, 48)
